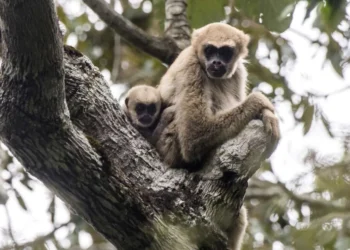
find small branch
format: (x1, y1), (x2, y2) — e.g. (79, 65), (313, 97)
(267, 167), (350, 212)
(164, 0), (191, 49)
(276, 180), (350, 212)
(248, 176), (350, 212)
(82, 0), (180, 64)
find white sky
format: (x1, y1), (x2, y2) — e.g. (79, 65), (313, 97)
(1, 1), (350, 249)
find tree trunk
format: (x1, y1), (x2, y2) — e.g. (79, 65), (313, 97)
(0, 0), (272, 249)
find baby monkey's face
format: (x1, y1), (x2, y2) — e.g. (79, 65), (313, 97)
(133, 101), (158, 128)
(124, 85), (161, 129)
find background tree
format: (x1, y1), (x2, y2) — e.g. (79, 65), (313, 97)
(0, 0), (350, 249)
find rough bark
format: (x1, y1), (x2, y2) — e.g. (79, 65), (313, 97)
(0, 0), (273, 249)
(165, 0), (191, 49)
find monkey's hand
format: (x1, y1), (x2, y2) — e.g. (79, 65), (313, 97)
(161, 106), (176, 124)
(261, 109), (280, 158)
(246, 92), (275, 114)
(152, 106), (176, 143)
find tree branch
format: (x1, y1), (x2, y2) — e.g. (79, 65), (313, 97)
(248, 174), (350, 212)
(0, 0), (273, 249)
(165, 0), (191, 49)
(82, 0), (180, 64)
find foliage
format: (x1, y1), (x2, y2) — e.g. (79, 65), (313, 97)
(0, 0), (349, 249)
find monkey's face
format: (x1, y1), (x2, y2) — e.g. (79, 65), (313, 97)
(132, 102), (159, 128)
(124, 85), (161, 128)
(203, 44), (235, 79)
(191, 23), (250, 79)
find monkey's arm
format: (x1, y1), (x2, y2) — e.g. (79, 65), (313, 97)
(177, 90), (276, 162)
(151, 106), (175, 144)
(261, 109), (280, 157)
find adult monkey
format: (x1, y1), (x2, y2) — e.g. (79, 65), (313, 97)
(157, 23), (279, 167)
(156, 23), (280, 250)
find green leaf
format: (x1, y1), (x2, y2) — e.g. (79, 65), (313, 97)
(312, 0), (347, 32)
(326, 38), (344, 77)
(304, 0), (322, 21)
(235, 0), (297, 33)
(302, 104), (314, 134)
(187, 0), (226, 28)
(335, 237), (350, 250)
(320, 113), (333, 137)
(14, 189), (27, 211)
(48, 196), (56, 223)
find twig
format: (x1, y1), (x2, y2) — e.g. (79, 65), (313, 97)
(83, 0), (180, 64)
(268, 166), (350, 212)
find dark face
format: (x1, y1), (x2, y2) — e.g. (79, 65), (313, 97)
(203, 45), (235, 78)
(135, 102), (157, 127)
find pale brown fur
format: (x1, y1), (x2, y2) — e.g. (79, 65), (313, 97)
(157, 23), (279, 165)
(156, 23), (280, 250)
(123, 85), (163, 144)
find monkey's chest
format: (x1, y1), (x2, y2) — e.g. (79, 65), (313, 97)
(209, 92), (240, 114)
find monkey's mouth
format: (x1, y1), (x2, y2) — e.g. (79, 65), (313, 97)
(207, 66), (226, 78)
(138, 116), (153, 127)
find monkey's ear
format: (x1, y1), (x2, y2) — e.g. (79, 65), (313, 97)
(125, 97), (129, 107)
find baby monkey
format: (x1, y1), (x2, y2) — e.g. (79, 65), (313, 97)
(123, 85), (162, 144)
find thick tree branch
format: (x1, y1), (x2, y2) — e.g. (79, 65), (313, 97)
(165, 0), (191, 49)
(82, 0), (180, 64)
(0, 0), (273, 249)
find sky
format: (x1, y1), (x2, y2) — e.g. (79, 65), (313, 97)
(0, 1), (350, 249)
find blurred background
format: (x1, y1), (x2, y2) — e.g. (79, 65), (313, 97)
(0, 0), (350, 249)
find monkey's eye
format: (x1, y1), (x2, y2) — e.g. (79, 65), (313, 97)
(219, 46), (234, 62)
(147, 103), (157, 115)
(135, 103), (146, 114)
(204, 45), (217, 59)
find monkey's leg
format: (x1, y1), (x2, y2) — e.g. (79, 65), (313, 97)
(177, 92), (275, 162)
(227, 206), (248, 250)
(261, 109), (280, 158)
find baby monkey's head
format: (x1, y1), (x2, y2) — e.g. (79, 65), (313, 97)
(124, 85), (161, 128)
(192, 23), (250, 79)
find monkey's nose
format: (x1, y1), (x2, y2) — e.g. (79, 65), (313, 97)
(212, 60), (222, 67)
